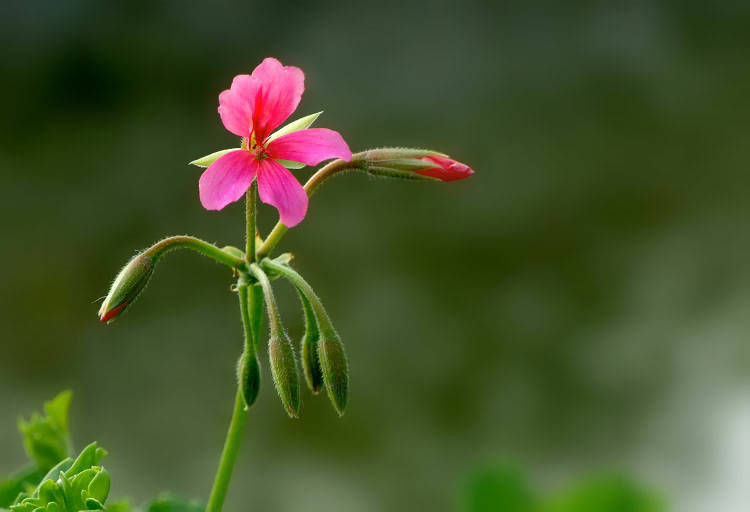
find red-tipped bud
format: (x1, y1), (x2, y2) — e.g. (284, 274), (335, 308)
(358, 148), (474, 182)
(414, 156), (474, 182)
(98, 253), (155, 323)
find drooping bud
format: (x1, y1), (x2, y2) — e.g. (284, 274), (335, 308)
(357, 148), (474, 182)
(301, 330), (324, 395)
(299, 293), (324, 394)
(269, 333), (301, 418)
(237, 350), (261, 408)
(98, 253), (155, 323)
(318, 333), (349, 416)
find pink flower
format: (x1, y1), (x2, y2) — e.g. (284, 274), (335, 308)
(199, 58), (352, 227)
(415, 156), (474, 182)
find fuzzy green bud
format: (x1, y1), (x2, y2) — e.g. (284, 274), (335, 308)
(301, 330), (324, 395)
(319, 334), (349, 416)
(269, 334), (301, 418)
(98, 253), (155, 323)
(298, 293), (324, 394)
(237, 350), (261, 409)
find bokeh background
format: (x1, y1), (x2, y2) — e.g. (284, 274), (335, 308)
(2, 1), (750, 510)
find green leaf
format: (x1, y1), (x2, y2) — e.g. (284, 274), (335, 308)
(43, 392), (72, 438)
(146, 494), (205, 512)
(189, 148), (237, 168)
(106, 500), (134, 512)
(463, 465), (537, 512)
(545, 475), (664, 512)
(18, 391), (73, 472)
(267, 111), (322, 143)
(0, 466), (43, 508)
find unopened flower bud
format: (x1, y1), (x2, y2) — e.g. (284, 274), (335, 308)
(98, 253), (155, 323)
(269, 334), (301, 418)
(412, 155), (474, 182)
(237, 350), (261, 408)
(319, 334), (349, 416)
(360, 148), (474, 182)
(301, 329), (324, 394)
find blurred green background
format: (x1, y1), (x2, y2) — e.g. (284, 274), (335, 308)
(2, 1), (750, 510)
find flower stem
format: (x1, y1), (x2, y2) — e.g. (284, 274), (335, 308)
(246, 181), (257, 263)
(205, 387), (248, 512)
(256, 155), (364, 259)
(206, 178), (262, 512)
(205, 283), (262, 512)
(144, 235), (245, 269)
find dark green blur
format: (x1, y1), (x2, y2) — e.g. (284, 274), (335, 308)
(2, 1), (750, 510)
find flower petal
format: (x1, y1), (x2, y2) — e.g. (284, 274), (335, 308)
(250, 58), (305, 142)
(256, 158), (308, 228)
(416, 156), (475, 182)
(199, 150), (258, 210)
(218, 75), (259, 137)
(266, 128), (352, 166)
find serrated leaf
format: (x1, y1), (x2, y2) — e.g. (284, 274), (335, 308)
(18, 392), (72, 473)
(189, 148), (237, 168)
(267, 111), (322, 143)
(43, 392), (72, 438)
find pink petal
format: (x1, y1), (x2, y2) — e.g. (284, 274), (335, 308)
(250, 58), (305, 142)
(218, 75), (260, 137)
(199, 150), (258, 210)
(416, 156), (475, 182)
(256, 158), (308, 228)
(266, 128), (352, 166)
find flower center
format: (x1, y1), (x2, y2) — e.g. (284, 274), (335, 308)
(244, 135), (268, 160)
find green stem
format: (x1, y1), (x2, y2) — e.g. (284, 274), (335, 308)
(144, 235), (245, 269)
(205, 286), (257, 512)
(205, 387), (248, 512)
(261, 258), (337, 338)
(256, 156), (365, 259)
(246, 182), (257, 263)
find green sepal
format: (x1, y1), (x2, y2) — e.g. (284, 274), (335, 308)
(276, 159), (306, 169)
(366, 166), (441, 182)
(189, 149), (237, 168)
(368, 157), (442, 171)
(267, 111), (322, 144)
(221, 245), (245, 260)
(360, 147), (449, 161)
